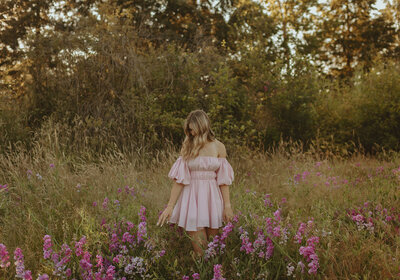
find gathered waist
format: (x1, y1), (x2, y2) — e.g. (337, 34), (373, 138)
(190, 171), (216, 180)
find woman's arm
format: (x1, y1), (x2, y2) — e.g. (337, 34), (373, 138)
(219, 185), (231, 208)
(157, 180), (184, 226)
(166, 180), (184, 208)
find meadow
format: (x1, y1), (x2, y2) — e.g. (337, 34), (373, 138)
(0, 141), (399, 279)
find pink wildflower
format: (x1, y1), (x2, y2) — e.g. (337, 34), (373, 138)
(0, 243), (10, 268)
(212, 264), (225, 280)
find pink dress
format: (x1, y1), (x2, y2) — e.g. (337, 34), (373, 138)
(167, 156), (234, 231)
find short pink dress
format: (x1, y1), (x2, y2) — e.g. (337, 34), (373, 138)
(167, 156), (234, 231)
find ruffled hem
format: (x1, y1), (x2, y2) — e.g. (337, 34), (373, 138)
(168, 180), (224, 231)
(168, 156), (191, 185)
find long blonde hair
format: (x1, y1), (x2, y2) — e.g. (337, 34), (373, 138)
(180, 110), (216, 160)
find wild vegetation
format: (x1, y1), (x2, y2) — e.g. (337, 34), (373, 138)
(1, 0), (400, 278)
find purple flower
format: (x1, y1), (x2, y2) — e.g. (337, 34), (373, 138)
(212, 264), (225, 280)
(109, 233), (120, 252)
(102, 197), (109, 209)
(105, 265), (115, 280)
(0, 184), (8, 191)
(0, 243), (10, 268)
(139, 206), (147, 222)
(182, 276), (189, 280)
(299, 236), (320, 274)
(79, 251), (93, 279)
(192, 273), (200, 279)
(137, 221), (147, 243)
(49, 163), (55, 168)
(38, 274), (49, 280)
(240, 231), (254, 254)
(273, 209), (281, 222)
(14, 247), (27, 278)
(75, 236), (86, 257)
(43, 235), (53, 259)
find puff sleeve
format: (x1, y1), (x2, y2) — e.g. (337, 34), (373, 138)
(216, 158), (234, 186)
(168, 156), (191, 185)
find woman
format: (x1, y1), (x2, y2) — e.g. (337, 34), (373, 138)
(157, 109), (235, 257)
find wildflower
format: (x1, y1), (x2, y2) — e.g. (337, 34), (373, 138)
(49, 163), (55, 168)
(38, 274), (49, 280)
(36, 173), (43, 180)
(264, 194), (273, 207)
(274, 209), (281, 222)
(14, 247), (31, 279)
(139, 206), (146, 222)
(299, 236), (320, 275)
(75, 236), (86, 257)
(109, 233), (120, 252)
(93, 201), (97, 207)
(102, 197), (109, 209)
(105, 265), (115, 280)
(273, 226), (281, 238)
(192, 273), (200, 279)
(137, 221), (147, 243)
(26, 170), (32, 179)
(79, 251), (93, 279)
(212, 264), (226, 280)
(76, 183), (81, 192)
(0, 184), (8, 191)
(43, 235), (53, 259)
(240, 231), (253, 254)
(96, 254), (104, 272)
(286, 262), (295, 277)
(294, 222), (307, 243)
(182, 276), (189, 280)
(114, 200), (120, 207)
(0, 243), (10, 268)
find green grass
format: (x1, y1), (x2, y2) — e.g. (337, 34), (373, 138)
(0, 143), (399, 279)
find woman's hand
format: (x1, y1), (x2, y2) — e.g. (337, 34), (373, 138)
(223, 205), (234, 223)
(157, 206), (173, 227)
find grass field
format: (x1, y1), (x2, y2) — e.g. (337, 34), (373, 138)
(0, 143), (399, 279)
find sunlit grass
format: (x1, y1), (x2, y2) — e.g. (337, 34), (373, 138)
(0, 142), (399, 279)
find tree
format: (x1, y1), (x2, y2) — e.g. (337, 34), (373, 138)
(316, 0), (397, 78)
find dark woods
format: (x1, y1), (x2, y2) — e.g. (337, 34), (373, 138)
(1, 0), (400, 157)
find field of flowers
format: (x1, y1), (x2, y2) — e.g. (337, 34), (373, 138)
(0, 145), (399, 279)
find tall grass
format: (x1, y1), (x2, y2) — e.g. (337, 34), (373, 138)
(0, 139), (399, 279)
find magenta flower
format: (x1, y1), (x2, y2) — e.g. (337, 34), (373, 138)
(43, 235), (53, 259)
(14, 247), (31, 279)
(212, 264), (225, 280)
(102, 197), (109, 209)
(0, 243), (10, 268)
(182, 276), (189, 280)
(75, 236), (86, 257)
(139, 206), (147, 222)
(192, 273), (200, 279)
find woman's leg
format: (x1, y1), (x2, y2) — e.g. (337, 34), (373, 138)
(187, 227), (208, 257)
(206, 227), (220, 241)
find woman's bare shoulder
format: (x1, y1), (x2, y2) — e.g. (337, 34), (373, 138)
(214, 139), (227, 158)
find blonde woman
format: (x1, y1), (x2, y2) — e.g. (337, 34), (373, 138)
(157, 109), (234, 257)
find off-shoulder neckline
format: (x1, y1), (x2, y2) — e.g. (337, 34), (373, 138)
(179, 155), (227, 160)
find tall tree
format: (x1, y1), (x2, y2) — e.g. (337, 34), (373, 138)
(262, 0), (319, 69)
(316, 0), (397, 78)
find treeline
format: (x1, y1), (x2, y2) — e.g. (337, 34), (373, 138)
(1, 0), (400, 156)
